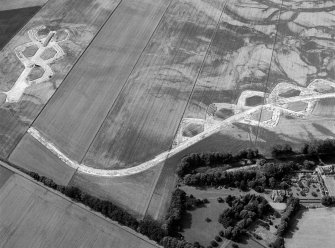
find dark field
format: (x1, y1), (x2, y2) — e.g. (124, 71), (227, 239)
(0, 7), (41, 50)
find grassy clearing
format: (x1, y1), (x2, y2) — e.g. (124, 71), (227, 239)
(0, 6), (41, 50)
(285, 208), (335, 248)
(0, 173), (160, 248)
(179, 186), (283, 247)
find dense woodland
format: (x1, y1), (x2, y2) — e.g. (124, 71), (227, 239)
(219, 194), (273, 241)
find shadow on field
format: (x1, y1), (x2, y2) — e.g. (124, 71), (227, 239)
(312, 123), (335, 138)
(284, 208), (308, 239)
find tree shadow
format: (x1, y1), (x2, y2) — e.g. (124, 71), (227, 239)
(284, 207), (308, 239)
(181, 212), (193, 230)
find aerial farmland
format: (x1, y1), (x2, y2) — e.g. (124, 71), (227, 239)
(1, 0), (335, 247)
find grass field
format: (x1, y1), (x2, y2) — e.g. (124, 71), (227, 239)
(0, 170), (160, 248)
(0, 0), (120, 159)
(285, 208), (335, 248)
(0, 0), (48, 11)
(0, 7), (41, 50)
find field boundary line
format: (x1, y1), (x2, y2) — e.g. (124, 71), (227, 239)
(79, 0), (175, 164)
(7, 0), (124, 160)
(142, 0), (230, 219)
(254, 0), (284, 144)
(0, 160), (162, 248)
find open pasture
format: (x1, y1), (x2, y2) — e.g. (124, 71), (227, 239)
(285, 208), (335, 248)
(0, 171), (160, 248)
(0, 0), (120, 159)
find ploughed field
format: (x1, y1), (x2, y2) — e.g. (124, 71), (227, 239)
(2, 0), (335, 218)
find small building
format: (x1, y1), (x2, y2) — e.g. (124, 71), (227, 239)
(271, 190), (286, 203)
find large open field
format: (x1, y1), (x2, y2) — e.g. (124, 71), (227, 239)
(2, 0), (335, 229)
(0, 0), (121, 158)
(285, 208), (335, 248)
(0, 165), (160, 248)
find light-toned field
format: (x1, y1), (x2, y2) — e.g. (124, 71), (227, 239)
(32, 0), (173, 164)
(324, 176), (335, 196)
(285, 208), (335, 248)
(0, 170), (160, 248)
(0, 0), (48, 11)
(0, 0), (120, 158)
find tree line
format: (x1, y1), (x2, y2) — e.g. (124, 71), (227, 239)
(270, 197), (300, 248)
(28, 172), (166, 243)
(177, 149), (260, 178)
(180, 160), (297, 192)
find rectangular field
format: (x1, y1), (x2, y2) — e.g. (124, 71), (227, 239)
(285, 208), (335, 248)
(83, 0), (227, 169)
(32, 0), (173, 164)
(0, 172), (159, 248)
(0, 0), (121, 159)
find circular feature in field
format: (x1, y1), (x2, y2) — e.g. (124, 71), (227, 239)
(245, 95), (263, 106)
(40, 47), (57, 60)
(27, 66), (45, 81)
(22, 45), (38, 57)
(182, 123), (204, 137)
(286, 101), (308, 112)
(278, 88), (301, 98)
(215, 108), (234, 120)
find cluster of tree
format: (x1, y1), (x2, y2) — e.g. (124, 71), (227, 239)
(218, 194), (272, 241)
(181, 161), (297, 192)
(271, 144), (294, 158)
(160, 237), (196, 248)
(177, 149), (260, 178)
(276, 197), (300, 237)
(270, 197), (300, 248)
(164, 189), (187, 236)
(28, 172), (166, 242)
(302, 139), (335, 156)
(321, 196), (335, 206)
